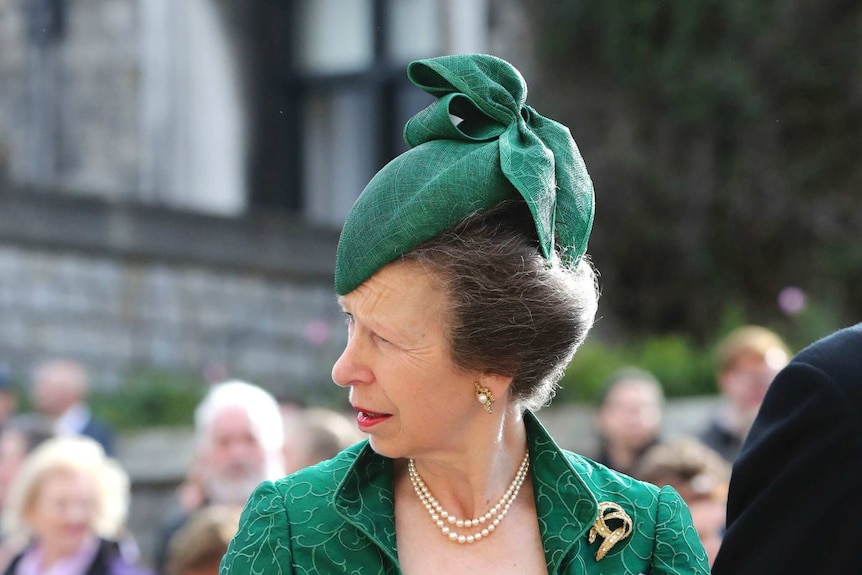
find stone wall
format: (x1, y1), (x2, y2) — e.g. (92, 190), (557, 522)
(0, 244), (343, 389)
(0, 188), (345, 397)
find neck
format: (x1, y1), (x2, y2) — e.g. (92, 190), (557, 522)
(37, 534), (97, 569)
(404, 408), (529, 520)
(602, 441), (645, 472)
(719, 404), (755, 437)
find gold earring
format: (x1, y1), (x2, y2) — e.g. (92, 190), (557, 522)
(475, 383), (494, 414)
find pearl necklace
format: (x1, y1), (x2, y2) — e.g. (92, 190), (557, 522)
(407, 451), (530, 544)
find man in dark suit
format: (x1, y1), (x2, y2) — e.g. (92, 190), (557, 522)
(712, 323), (862, 574)
(29, 358), (115, 455)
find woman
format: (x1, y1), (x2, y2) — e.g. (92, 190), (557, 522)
(221, 54), (709, 574)
(593, 367), (665, 477)
(0, 436), (150, 575)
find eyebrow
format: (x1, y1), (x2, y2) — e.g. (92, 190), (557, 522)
(336, 296), (354, 317)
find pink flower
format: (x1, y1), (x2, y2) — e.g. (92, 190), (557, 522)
(778, 286), (807, 316)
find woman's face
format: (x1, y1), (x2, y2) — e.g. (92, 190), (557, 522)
(332, 261), (483, 459)
(719, 352), (781, 417)
(25, 468), (97, 558)
(596, 380), (662, 450)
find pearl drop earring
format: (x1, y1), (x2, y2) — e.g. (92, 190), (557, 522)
(475, 383), (494, 414)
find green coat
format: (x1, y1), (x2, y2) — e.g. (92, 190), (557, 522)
(220, 412), (709, 574)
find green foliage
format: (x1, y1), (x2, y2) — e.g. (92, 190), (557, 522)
(636, 336), (715, 397)
(555, 342), (629, 402)
(555, 293), (846, 405)
(528, 0), (862, 340)
(557, 334), (715, 403)
(90, 370), (205, 430)
(771, 297), (845, 356)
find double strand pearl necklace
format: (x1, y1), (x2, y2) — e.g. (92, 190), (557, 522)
(407, 451), (530, 544)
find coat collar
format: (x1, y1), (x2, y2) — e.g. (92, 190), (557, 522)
(332, 411), (599, 572)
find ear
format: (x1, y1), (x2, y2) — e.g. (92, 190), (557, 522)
(478, 371), (513, 397)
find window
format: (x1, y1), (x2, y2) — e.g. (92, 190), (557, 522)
(271, 0), (488, 226)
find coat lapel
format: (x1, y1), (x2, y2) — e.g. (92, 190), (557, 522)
(333, 444), (401, 568)
(524, 411), (600, 574)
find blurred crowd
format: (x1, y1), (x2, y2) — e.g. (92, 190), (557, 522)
(0, 323), (790, 573)
(591, 324), (790, 567)
(0, 360), (365, 575)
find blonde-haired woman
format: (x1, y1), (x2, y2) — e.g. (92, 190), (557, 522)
(0, 436), (150, 575)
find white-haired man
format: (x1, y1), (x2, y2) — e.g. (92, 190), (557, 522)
(153, 380), (284, 574)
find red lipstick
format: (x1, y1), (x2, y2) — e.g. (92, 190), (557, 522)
(355, 409), (391, 430)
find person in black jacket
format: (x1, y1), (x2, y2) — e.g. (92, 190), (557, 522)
(712, 322), (862, 574)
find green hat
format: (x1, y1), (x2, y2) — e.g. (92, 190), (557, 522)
(334, 54), (594, 295)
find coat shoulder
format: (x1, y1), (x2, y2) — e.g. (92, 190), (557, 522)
(564, 449), (661, 501)
(272, 440), (366, 505)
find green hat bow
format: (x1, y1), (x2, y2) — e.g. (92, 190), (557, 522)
(334, 54), (594, 295)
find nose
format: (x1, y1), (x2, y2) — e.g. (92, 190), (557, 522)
(331, 336), (372, 388)
(64, 499), (94, 525)
(227, 437), (258, 461)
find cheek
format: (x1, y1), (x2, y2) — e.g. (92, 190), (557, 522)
(29, 506), (67, 534)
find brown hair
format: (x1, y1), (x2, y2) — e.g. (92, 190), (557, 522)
(166, 505), (243, 575)
(716, 325), (790, 374)
(403, 202), (599, 411)
(634, 437), (730, 502)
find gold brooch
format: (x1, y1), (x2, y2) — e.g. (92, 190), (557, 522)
(587, 501), (633, 561)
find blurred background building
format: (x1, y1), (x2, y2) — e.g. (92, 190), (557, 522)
(4, 0), (857, 404)
(0, 0), (530, 399)
(2, 0), (858, 567)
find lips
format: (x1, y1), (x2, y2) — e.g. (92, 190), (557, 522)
(354, 407), (392, 429)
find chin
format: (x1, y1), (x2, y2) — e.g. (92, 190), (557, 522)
(366, 436), (402, 460)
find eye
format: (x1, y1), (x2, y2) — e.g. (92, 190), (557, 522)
(374, 332), (393, 346)
(342, 313), (355, 336)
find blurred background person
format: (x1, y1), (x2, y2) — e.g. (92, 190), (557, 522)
(592, 367), (665, 477)
(0, 414), (55, 515)
(0, 369), (19, 436)
(281, 407), (366, 475)
(172, 455), (206, 516)
(152, 380), (283, 575)
(635, 436), (730, 568)
(698, 326), (790, 462)
(0, 436), (150, 575)
(164, 505), (241, 575)
(29, 359), (115, 456)
(712, 323), (862, 574)
(687, 495), (726, 569)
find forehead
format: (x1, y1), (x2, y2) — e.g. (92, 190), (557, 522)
(209, 406), (256, 437)
(339, 261), (448, 323)
(36, 467), (92, 496)
(606, 380), (660, 404)
(725, 350), (775, 372)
